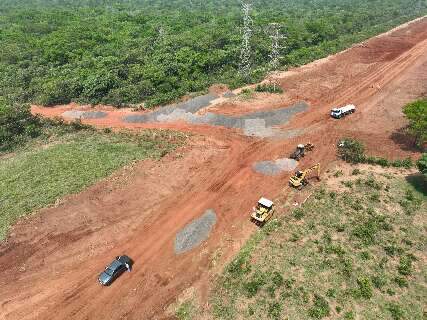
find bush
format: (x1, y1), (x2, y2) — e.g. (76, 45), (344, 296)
(308, 295), (330, 319)
(394, 276), (408, 288)
(356, 277), (373, 299)
(387, 302), (405, 320)
(337, 138), (366, 163)
(293, 208), (305, 220)
(242, 273), (266, 298)
(397, 256), (413, 276)
(351, 168), (361, 175)
(403, 99), (427, 147)
(255, 83), (284, 94)
(392, 157), (413, 168)
(417, 153), (427, 176)
(0, 103), (43, 152)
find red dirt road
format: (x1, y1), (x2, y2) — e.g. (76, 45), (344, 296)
(2, 17), (427, 320)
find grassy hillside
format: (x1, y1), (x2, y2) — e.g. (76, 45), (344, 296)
(1, 0), (426, 107)
(196, 165), (427, 320)
(0, 128), (186, 240)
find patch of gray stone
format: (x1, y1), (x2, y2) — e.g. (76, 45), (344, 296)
(253, 158), (298, 176)
(174, 209), (217, 255)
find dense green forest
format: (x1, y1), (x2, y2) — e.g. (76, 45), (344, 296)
(0, 0), (426, 108)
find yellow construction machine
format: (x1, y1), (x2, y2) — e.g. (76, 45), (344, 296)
(290, 143), (315, 161)
(289, 163), (321, 190)
(251, 197), (275, 226)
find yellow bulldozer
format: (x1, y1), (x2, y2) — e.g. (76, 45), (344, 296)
(289, 163), (321, 190)
(250, 197), (275, 226)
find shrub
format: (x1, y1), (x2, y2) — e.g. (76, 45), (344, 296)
(255, 83), (284, 94)
(334, 170), (344, 177)
(308, 294), (330, 319)
(268, 302), (282, 319)
(271, 271), (284, 288)
(0, 103), (43, 152)
(394, 276), (408, 288)
(356, 277), (373, 299)
(371, 274), (387, 289)
(337, 138), (366, 163)
(392, 157), (413, 168)
(344, 311), (355, 320)
(417, 153), (427, 176)
(387, 302), (405, 320)
(242, 273), (266, 298)
(397, 256), (413, 276)
(352, 218), (379, 245)
(293, 208), (305, 220)
(364, 176), (382, 190)
(403, 99), (427, 147)
(351, 168), (361, 175)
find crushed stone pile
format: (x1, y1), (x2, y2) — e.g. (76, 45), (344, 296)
(123, 93), (309, 138)
(253, 158), (298, 176)
(174, 209), (217, 255)
(62, 110), (107, 119)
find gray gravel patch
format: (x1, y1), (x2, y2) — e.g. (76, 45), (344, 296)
(81, 111), (107, 119)
(223, 91), (236, 98)
(253, 158), (298, 176)
(174, 209), (217, 255)
(62, 110), (107, 119)
(123, 93), (308, 138)
(125, 93), (218, 123)
(62, 110), (86, 119)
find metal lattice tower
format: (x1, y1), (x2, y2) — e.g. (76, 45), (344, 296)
(265, 23), (286, 71)
(239, 2), (253, 79)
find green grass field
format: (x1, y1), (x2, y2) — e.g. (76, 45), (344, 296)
(0, 129), (186, 240)
(199, 165), (426, 320)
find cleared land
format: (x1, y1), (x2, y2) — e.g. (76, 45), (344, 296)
(0, 130), (186, 239)
(1, 16), (427, 320)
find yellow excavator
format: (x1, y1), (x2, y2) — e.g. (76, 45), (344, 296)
(289, 163), (321, 190)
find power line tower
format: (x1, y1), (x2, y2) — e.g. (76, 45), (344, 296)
(239, 2), (253, 80)
(265, 23), (286, 91)
(265, 23), (286, 71)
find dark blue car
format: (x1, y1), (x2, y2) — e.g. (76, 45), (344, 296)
(98, 255), (132, 286)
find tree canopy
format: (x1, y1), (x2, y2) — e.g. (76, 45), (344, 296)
(403, 99), (427, 147)
(0, 0), (426, 108)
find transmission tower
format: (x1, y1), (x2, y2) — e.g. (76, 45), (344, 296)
(239, 2), (253, 80)
(265, 23), (286, 71)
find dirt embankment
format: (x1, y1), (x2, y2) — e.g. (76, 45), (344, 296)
(2, 16), (427, 320)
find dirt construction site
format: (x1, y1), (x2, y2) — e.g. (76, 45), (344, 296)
(1, 16), (427, 320)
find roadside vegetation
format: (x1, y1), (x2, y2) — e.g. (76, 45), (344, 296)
(403, 98), (427, 147)
(206, 165), (426, 320)
(0, 0), (426, 107)
(0, 121), (187, 240)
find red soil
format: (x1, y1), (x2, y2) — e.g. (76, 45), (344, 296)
(2, 16), (427, 320)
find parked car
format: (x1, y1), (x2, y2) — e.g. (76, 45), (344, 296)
(98, 255), (133, 286)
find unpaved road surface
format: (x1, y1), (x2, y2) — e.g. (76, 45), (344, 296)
(2, 16), (427, 320)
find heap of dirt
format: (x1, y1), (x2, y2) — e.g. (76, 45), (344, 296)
(174, 209), (217, 254)
(253, 158), (298, 176)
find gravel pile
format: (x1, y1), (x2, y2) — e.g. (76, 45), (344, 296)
(62, 110), (107, 119)
(223, 91), (236, 98)
(125, 93), (218, 123)
(253, 158), (298, 176)
(123, 93), (308, 138)
(174, 209), (217, 255)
